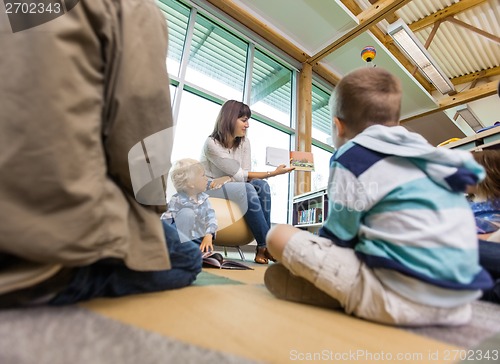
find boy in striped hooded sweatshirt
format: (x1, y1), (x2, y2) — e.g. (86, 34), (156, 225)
(264, 67), (493, 326)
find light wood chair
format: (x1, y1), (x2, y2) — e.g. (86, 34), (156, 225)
(209, 197), (254, 261)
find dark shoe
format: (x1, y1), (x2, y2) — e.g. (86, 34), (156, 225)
(264, 263), (341, 309)
(254, 246), (268, 264)
(0, 267), (74, 308)
(481, 278), (500, 304)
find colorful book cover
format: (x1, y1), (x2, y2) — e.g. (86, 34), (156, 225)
(266, 147), (314, 172)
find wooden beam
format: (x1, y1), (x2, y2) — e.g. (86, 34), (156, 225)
(340, 0), (362, 11)
(311, 63), (341, 87)
(451, 66), (500, 86)
(423, 20), (441, 48)
(401, 80), (498, 123)
(408, 0), (487, 33)
(307, 0), (411, 64)
(446, 17), (500, 44)
(204, 0), (309, 63)
(295, 63), (313, 195)
(342, 0), (398, 23)
(440, 80), (498, 108)
(357, 0), (410, 23)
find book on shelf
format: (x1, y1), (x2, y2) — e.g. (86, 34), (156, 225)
(296, 207), (323, 225)
(265, 147), (314, 172)
(202, 252), (253, 270)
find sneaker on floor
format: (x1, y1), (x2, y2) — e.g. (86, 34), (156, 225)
(264, 263), (341, 309)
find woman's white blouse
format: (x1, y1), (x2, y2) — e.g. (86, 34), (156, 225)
(200, 137), (251, 182)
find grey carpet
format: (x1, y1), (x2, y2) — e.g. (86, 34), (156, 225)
(0, 306), (260, 364)
(193, 270), (244, 286)
(459, 332), (500, 363)
(407, 300), (500, 348)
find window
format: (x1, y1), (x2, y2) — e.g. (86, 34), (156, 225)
(157, 0), (190, 78)
(172, 91), (220, 163)
(311, 145), (332, 191)
(185, 13), (247, 101)
(311, 84), (332, 145)
(311, 84), (334, 192)
(166, 91), (221, 201)
(246, 121), (291, 224)
(250, 49), (293, 127)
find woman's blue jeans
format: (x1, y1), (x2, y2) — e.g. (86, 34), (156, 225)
(206, 179), (271, 247)
(479, 239), (500, 303)
(49, 219), (202, 305)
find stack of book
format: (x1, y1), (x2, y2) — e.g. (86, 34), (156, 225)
(297, 207), (322, 225)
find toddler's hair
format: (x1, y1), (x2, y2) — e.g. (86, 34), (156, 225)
(170, 158), (204, 192)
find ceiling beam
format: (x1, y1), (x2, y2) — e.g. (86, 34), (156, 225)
(341, 0), (362, 10)
(446, 17), (500, 44)
(408, 0), (487, 33)
(451, 66), (500, 86)
(401, 80), (498, 123)
(312, 63), (341, 86)
(439, 80), (497, 108)
(342, 0), (398, 23)
(307, 0), (411, 65)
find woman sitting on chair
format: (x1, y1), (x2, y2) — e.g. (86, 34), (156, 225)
(200, 100), (294, 264)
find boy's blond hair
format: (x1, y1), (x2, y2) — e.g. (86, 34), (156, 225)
(170, 158), (204, 193)
(329, 67), (402, 134)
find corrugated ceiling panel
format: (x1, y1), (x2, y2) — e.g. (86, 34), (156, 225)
(396, 0), (500, 79)
(461, 1), (500, 67)
(355, 0), (499, 80)
(397, 0), (458, 23)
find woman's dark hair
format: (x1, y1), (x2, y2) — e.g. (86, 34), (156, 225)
(209, 100), (251, 149)
(473, 150), (500, 200)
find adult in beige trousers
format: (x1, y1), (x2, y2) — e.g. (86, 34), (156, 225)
(0, 0), (201, 307)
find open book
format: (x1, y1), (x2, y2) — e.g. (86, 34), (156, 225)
(265, 147), (314, 171)
(202, 252), (253, 270)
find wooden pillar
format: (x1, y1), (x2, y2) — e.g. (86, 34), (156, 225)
(295, 62), (312, 196)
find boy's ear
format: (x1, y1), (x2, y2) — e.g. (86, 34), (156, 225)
(333, 117), (345, 138)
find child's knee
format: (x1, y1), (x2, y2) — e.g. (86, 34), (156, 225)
(267, 224), (284, 245)
(266, 224), (297, 258)
(268, 224), (300, 242)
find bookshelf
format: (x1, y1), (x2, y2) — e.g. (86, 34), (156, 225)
(292, 187), (328, 233)
(443, 127), (500, 151)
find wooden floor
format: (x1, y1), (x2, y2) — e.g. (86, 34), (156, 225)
(81, 255), (461, 364)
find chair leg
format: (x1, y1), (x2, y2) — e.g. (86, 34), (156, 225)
(223, 246), (228, 257)
(236, 246), (246, 261)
